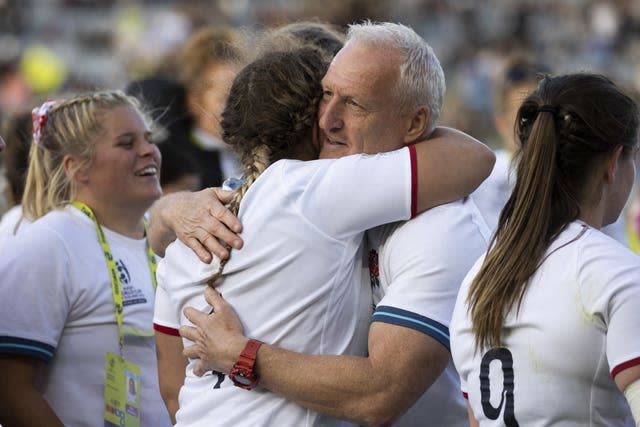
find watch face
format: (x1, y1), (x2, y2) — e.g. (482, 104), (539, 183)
(233, 373), (253, 386)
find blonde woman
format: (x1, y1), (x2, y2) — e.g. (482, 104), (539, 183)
(0, 92), (171, 427)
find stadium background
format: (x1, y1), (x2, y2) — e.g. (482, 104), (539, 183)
(1, 0), (639, 212)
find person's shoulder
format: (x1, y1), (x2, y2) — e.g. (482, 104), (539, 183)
(579, 225), (640, 269)
(387, 198), (490, 242)
(159, 239), (221, 290)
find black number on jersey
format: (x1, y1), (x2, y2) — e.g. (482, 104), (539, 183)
(479, 347), (519, 426)
(205, 370), (226, 389)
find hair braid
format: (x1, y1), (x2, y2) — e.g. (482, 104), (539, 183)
(207, 145), (271, 287)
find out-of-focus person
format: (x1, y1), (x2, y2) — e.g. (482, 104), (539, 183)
(179, 26), (247, 188)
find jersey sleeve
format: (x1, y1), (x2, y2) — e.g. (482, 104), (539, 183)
(153, 239), (221, 335)
(577, 234), (640, 378)
(0, 227), (71, 362)
(282, 145), (416, 240)
(371, 201), (490, 351)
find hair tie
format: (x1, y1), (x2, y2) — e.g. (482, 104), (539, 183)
(31, 100), (57, 145)
(537, 104), (558, 115)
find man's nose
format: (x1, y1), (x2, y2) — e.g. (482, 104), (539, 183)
(318, 99), (343, 133)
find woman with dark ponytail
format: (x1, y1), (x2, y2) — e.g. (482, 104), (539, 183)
(451, 73), (640, 426)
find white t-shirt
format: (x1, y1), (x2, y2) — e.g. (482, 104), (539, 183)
(0, 204), (28, 253)
(451, 221), (640, 426)
(470, 149), (513, 233)
(367, 197), (491, 426)
(0, 206), (171, 427)
(154, 148), (416, 427)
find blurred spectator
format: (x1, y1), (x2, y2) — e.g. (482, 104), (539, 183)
(0, 108), (31, 251)
(472, 55), (547, 232)
(179, 26), (248, 188)
(259, 20), (345, 59)
(158, 142), (201, 193)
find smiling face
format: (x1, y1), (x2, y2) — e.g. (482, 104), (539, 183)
(76, 104), (162, 214)
(318, 41), (413, 159)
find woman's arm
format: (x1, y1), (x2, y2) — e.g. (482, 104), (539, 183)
(615, 365), (640, 426)
(466, 400), (480, 427)
(413, 126), (495, 214)
(155, 332), (188, 424)
(0, 356), (65, 426)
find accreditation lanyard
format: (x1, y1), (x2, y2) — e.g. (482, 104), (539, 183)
(72, 201), (157, 355)
(627, 220), (640, 255)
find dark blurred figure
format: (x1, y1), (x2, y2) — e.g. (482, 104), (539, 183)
(179, 26), (247, 188)
(125, 76), (201, 193)
(0, 109), (32, 250)
(158, 142), (201, 194)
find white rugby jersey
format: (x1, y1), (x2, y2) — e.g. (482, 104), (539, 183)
(366, 197), (490, 426)
(154, 147), (416, 427)
(451, 221), (640, 427)
(0, 206), (171, 427)
(470, 149), (513, 233)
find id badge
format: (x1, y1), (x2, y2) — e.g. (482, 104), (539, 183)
(104, 352), (141, 427)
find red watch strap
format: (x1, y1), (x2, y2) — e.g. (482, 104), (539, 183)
(237, 339), (262, 368)
(229, 339), (263, 390)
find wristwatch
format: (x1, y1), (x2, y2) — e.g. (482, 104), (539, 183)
(229, 339), (263, 390)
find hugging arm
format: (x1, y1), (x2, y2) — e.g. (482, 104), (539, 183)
(181, 289), (449, 427)
(0, 356), (65, 426)
(147, 128), (493, 260)
(155, 332), (188, 423)
(413, 126), (494, 213)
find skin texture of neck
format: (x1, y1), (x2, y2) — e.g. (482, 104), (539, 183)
(74, 189), (147, 238)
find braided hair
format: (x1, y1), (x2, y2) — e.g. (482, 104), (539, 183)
(207, 48), (328, 285)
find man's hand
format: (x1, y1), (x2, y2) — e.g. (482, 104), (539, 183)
(180, 287), (248, 376)
(148, 188), (244, 263)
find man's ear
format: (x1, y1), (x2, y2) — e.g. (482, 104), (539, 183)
(403, 106), (429, 144)
(63, 155), (89, 184)
(605, 145), (624, 183)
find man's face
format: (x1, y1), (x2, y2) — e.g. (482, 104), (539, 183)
(318, 41), (411, 159)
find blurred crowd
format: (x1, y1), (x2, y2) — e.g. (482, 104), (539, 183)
(1, 0), (640, 245)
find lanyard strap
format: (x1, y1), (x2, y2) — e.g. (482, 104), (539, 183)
(627, 221), (640, 255)
(72, 201), (157, 355)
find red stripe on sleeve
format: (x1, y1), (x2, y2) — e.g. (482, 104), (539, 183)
(611, 357), (640, 378)
(154, 323), (181, 336)
(408, 144), (417, 218)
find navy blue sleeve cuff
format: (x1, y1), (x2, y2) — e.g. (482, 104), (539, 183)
(371, 305), (450, 351)
(0, 336), (55, 362)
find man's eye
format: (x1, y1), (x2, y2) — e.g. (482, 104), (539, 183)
(322, 90), (333, 98)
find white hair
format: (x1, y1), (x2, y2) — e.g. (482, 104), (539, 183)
(346, 21), (445, 135)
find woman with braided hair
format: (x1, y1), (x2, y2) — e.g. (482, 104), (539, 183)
(451, 73), (640, 426)
(152, 43), (494, 425)
(0, 91), (171, 426)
